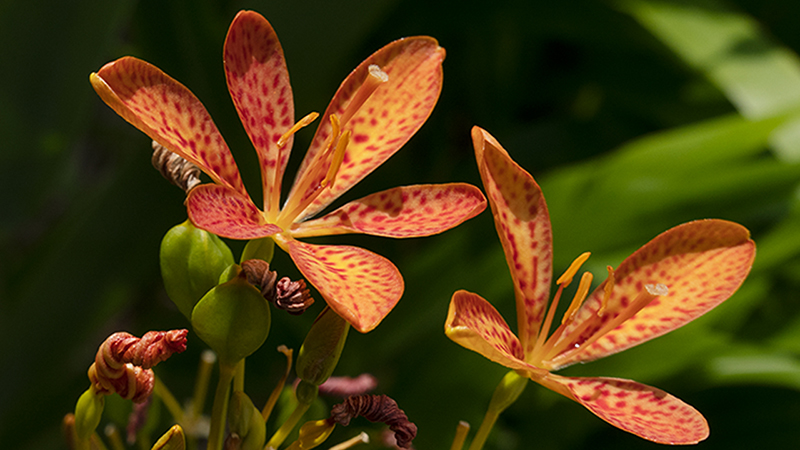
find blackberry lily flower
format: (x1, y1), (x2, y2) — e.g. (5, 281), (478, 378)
(90, 11), (486, 332)
(445, 127), (755, 444)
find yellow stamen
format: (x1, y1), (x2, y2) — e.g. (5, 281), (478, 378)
(599, 265), (616, 317)
(557, 283), (668, 362)
(561, 271), (593, 325)
(530, 284), (565, 362)
(276, 114), (346, 227)
(555, 252), (591, 286)
(322, 130), (350, 188)
(277, 112), (319, 149)
(267, 111), (320, 218)
(339, 64), (389, 127)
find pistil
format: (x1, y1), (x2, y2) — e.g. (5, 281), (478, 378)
(339, 64), (389, 127)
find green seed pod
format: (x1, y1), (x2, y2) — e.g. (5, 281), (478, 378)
(151, 425), (186, 450)
(191, 269), (271, 366)
(296, 308), (349, 387)
(240, 237), (275, 264)
(228, 392), (266, 450)
(74, 388), (105, 440)
(160, 220), (234, 320)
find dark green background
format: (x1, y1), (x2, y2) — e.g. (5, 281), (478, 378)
(4, 0), (800, 448)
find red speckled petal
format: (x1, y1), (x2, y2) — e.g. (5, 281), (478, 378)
(291, 183), (486, 238)
(538, 374), (709, 444)
(287, 36), (445, 219)
(445, 290), (546, 374)
(224, 11), (294, 211)
(284, 239), (404, 333)
(186, 184), (281, 239)
(547, 220), (755, 369)
(474, 127), (553, 358)
(91, 57), (245, 195)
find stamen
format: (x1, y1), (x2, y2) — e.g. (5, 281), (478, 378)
(561, 271), (594, 325)
(598, 265), (616, 317)
(268, 111), (320, 218)
(339, 64), (389, 127)
(277, 112), (319, 149)
(555, 252), (591, 286)
(529, 284), (565, 363)
(555, 283), (669, 362)
(322, 130), (350, 188)
(276, 115), (342, 227)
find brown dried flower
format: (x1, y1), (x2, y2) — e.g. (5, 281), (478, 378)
(151, 141), (202, 192)
(329, 395), (417, 448)
(88, 330), (187, 403)
(241, 259), (314, 315)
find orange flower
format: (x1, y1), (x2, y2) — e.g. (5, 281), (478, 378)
(90, 11), (486, 332)
(445, 127), (755, 444)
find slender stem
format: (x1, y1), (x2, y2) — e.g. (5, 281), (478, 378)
(207, 362), (236, 450)
(265, 400), (311, 449)
(234, 359), (245, 393)
(192, 350), (216, 419)
(468, 371), (527, 450)
(449, 421), (470, 450)
(153, 377), (185, 425)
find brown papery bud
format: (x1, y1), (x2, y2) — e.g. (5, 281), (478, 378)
(151, 141), (202, 192)
(241, 260), (314, 315)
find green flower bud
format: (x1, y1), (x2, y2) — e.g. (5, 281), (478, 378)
(489, 370), (528, 413)
(160, 220), (234, 320)
(74, 388), (105, 440)
(191, 269), (271, 366)
(240, 237), (275, 264)
(296, 308), (349, 387)
(151, 425), (185, 450)
(228, 392), (266, 450)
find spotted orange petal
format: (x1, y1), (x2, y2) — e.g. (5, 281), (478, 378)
(537, 374), (709, 444)
(287, 36), (445, 220)
(474, 127), (553, 358)
(284, 239), (403, 333)
(290, 183), (486, 238)
(224, 11), (294, 212)
(445, 290), (544, 374)
(546, 220), (755, 369)
(90, 57), (245, 196)
(186, 184), (281, 239)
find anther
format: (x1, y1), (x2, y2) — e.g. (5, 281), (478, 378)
(561, 271), (594, 325)
(556, 252), (591, 286)
(598, 265), (616, 317)
(277, 112), (320, 149)
(151, 141), (202, 192)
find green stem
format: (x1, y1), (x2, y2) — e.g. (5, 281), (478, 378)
(207, 362), (236, 450)
(154, 376), (185, 425)
(265, 400), (311, 449)
(192, 350), (216, 419)
(234, 359), (245, 393)
(468, 371), (528, 450)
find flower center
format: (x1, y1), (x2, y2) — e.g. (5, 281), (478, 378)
(274, 64), (389, 229)
(527, 253), (667, 367)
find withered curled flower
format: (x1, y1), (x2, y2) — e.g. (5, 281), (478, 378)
(151, 141), (202, 193)
(329, 395), (416, 449)
(87, 330), (188, 403)
(241, 259), (314, 315)
(318, 374), (378, 398)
